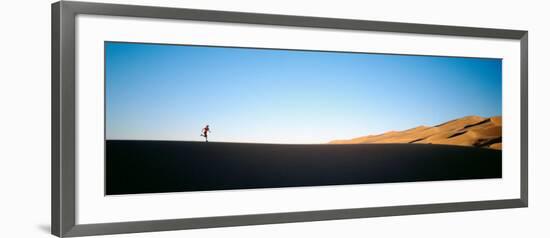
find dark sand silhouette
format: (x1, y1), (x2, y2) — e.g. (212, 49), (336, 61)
(106, 141), (501, 195)
(329, 116), (502, 150)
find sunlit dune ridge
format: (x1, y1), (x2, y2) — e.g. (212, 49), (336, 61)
(329, 115), (502, 150)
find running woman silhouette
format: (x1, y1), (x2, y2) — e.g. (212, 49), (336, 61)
(200, 125), (211, 142)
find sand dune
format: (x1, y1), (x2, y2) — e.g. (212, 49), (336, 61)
(107, 141), (501, 195)
(329, 115), (502, 150)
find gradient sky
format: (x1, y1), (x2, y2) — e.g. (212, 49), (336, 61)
(105, 42), (502, 144)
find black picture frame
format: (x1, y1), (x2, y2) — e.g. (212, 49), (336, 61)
(52, 1), (528, 237)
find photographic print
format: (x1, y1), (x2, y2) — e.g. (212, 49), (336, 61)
(105, 42), (502, 195)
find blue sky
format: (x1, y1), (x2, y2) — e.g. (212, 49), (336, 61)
(105, 42), (502, 144)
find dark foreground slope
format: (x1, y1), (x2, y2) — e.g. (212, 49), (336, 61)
(106, 140), (501, 195)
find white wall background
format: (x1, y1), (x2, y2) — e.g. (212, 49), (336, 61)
(0, 0), (547, 237)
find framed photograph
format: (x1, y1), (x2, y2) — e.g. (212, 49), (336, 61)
(52, 1), (528, 237)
